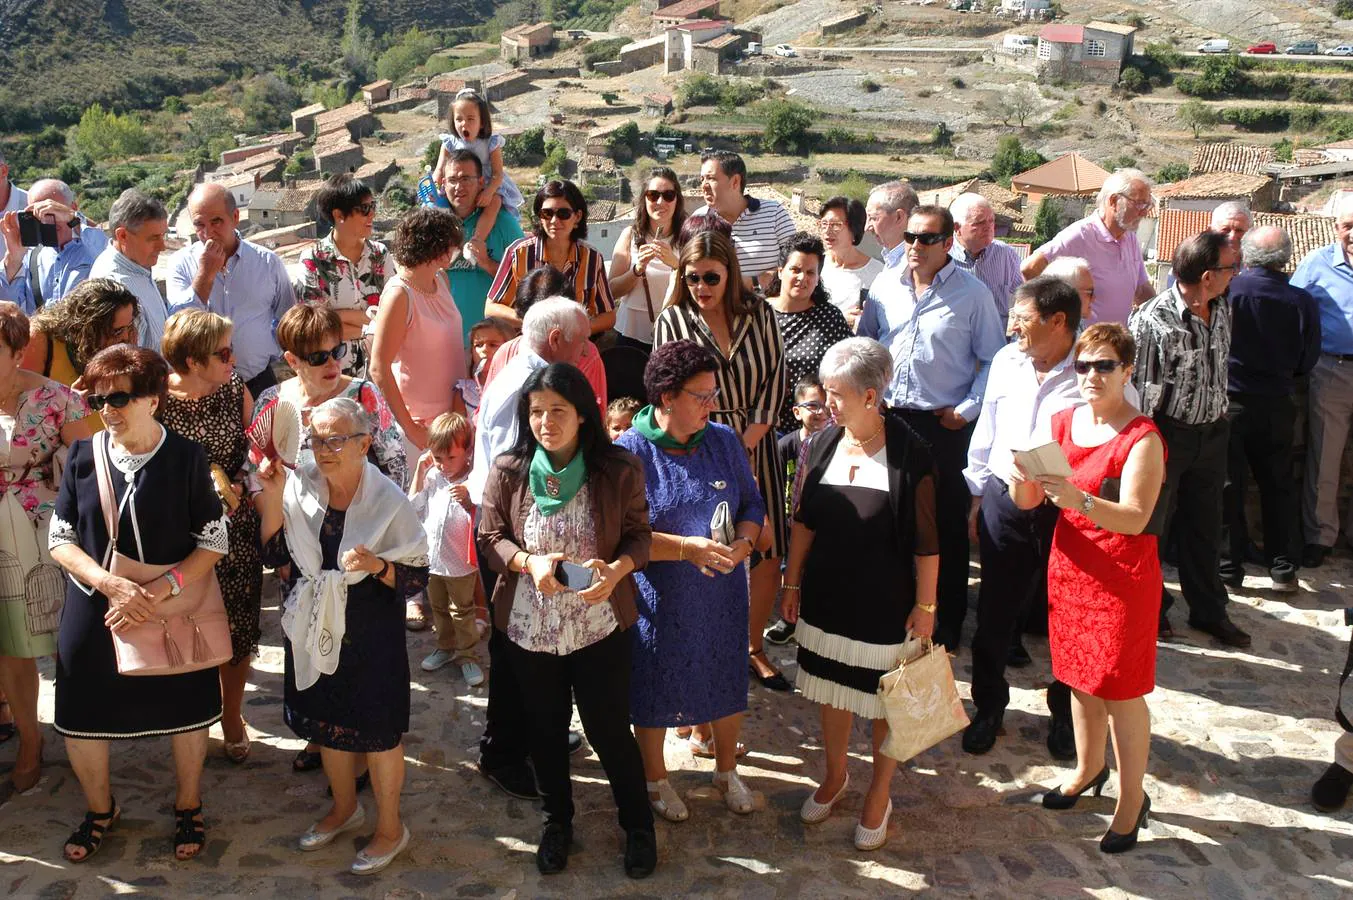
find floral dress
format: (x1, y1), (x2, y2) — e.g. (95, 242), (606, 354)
(297, 235), (391, 378)
(160, 373), (262, 664)
(249, 377), (409, 490)
(0, 380), (89, 658)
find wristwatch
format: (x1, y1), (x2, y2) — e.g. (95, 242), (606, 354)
(1080, 492), (1096, 515)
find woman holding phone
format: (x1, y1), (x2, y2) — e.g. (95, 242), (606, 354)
(477, 362), (657, 879)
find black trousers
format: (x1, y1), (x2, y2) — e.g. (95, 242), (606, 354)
(971, 485), (1067, 716)
(1157, 415), (1231, 626)
(1222, 392), (1299, 570)
(244, 364), (278, 401)
(478, 555), (529, 772)
(505, 628), (654, 833)
(898, 410), (976, 645)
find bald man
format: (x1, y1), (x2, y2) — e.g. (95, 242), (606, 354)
(0, 178), (108, 313)
(168, 183), (295, 396)
(949, 193), (1024, 327)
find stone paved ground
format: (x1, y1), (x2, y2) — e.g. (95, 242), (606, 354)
(3, 555), (1353, 899)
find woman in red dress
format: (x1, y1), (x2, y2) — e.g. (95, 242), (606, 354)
(1012, 323), (1166, 854)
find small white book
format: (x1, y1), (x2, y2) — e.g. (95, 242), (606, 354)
(1013, 441), (1074, 480)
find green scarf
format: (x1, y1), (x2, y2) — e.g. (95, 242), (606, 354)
(634, 404), (707, 452)
(529, 444), (586, 517)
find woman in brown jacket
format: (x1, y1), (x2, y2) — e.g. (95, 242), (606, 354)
(477, 362), (656, 880)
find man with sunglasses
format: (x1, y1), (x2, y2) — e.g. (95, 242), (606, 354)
(443, 150), (524, 345)
(1022, 168), (1156, 326)
(1130, 231), (1250, 648)
(859, 205), (1005, 650)
(169, 183), (296, 399)
(89, 189), (170, 352)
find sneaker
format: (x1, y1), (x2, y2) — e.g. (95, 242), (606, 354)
(1270, 561), (1298, 593)
(460, 660), (485, 687)
(764, 619), (796, 645)
(420, 649), (454, 672)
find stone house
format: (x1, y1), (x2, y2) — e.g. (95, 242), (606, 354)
(249, 184), (320, 230)
(290, 103), (326, 137)
(664, 19), (734, 74)
(313, 135), (364, 175)
(361, 80), (393, 104)
(1153, 172), (1278, 215)
(500, 22), (554, 62)
(653, 0), (721, 30)
(1035, 21), (1136, 84)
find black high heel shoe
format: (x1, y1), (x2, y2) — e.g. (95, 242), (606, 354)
(1100, 794), (1150, 854)
(1042, 765), (1110, 810)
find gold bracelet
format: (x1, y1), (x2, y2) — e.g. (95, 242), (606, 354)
(916, 602), (937, 614)
(679, 537), (688, 562)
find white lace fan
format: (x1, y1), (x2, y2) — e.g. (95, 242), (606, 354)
(247, 397), (302, 468)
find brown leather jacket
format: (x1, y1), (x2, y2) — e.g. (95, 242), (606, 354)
(477, 448), (652, 632)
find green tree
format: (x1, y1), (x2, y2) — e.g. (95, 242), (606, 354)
(763, 101), (814, 153)
(504, 127), (546, 165)
(376, 27), (439, 85)
(1156, 162), (1189, 182)
(422, 139), (441, 171)
(1033, 198), (1061, 248)
(541, 139), (568, 177)
(677, 72), (722, 108)
(1118, 66), (1147, 94)
(607, 121), (641, 162)
(1176, 99), (1218, 139)
(71, 104), (150, 161)
(240, 74), (300, 133)
(989, 135), (1045, 185)
(1272, 138), (1294, 162)
(341, 0), (378, 83)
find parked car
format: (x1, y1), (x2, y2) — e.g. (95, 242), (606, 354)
(746, 41), (762, 55)
(1198, 39), (1231, 54)
(1285, 41), (1320, 55)
(772, 44), (797, 57)
(1326, 44), (1353, 56)
(1246, 42), (1277, 54)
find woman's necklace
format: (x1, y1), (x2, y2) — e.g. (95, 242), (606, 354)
(846, 417), (884, 448)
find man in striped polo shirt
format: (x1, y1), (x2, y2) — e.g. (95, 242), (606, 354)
(695, 150), (796, 291)
(949, 192), (1024, 330)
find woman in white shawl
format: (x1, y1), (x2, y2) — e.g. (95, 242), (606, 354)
(256, 397), (428, 877)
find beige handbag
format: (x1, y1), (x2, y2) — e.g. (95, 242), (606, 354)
(878, 635), (969, 763)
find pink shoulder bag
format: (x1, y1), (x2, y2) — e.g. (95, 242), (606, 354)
(93, 433), (231, 676)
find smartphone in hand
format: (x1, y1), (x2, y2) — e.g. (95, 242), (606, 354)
(554, 560), (597, 591)
(17, 212), (58, 248)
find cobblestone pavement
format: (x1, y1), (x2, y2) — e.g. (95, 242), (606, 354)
(2, 557), (1352, 899)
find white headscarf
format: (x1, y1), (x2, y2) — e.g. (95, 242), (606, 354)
(280, 460), (428, 691)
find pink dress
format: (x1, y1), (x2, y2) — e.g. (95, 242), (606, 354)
(389, 272), (464, 424)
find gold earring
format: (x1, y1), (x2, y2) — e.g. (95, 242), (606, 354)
(664, 407), (671, 413)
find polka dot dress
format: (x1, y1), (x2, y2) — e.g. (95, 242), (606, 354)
(772, 301), (854, 434)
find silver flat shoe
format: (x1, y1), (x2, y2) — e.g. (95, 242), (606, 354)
(298, 804), (365, 852)
(351, 824), (411, 875)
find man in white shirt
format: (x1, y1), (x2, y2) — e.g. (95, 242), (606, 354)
(89, 189), (170, 351)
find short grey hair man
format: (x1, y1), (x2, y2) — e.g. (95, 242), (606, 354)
(949, 192), (992, 226)
(1211, 201), (1253, 252)
(866, 181), (919, 260)
(818, 336), (892, 401)
(522, 296), (589, 360)
(1096, 168), (1152, 209)
(107, 190), (167, 234)
(1240, 225), (1292, 271)
(90, 187), (171, 350)
(869, 181), (918, 218)
(28, 177), (77, 207)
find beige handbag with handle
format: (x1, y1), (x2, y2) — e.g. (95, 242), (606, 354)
(878, 635), (969, 763)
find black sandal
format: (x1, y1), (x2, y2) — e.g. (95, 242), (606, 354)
(63, 799), (119, 863)
(293, 748), (323, 772)
(749, 650), (792, 692)
(173, 805), (206, 860)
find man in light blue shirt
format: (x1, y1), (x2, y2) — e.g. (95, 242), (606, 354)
(89, 188), (170, 351)
(168, 183), (294, 397)
(859, 204), (1005, 650)
(865, 180), (917, 270)
(0, 178), (106, 313)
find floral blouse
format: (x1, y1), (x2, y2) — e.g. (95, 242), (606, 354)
(297, 235), (391, 313)
(1, 381), (89, 520)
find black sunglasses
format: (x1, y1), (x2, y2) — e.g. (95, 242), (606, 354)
(645, 189), (678, 203)
(539, 208), (575, 221)
(1073, 359), (1125, 375)
(903, 231), (949, 246)
(684, 272), (724, 286)
(301, 344), (348, 367)
(351, 201), (377, 216)
(88, 391), (142, 411)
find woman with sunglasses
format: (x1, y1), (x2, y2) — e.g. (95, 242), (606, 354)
(1011, 323), (1166, 855)
(608, 168), (687, 350)
(297, 174), (390, 379)
(478, 362), (655, 878)
(485, 180), (616, 337)
(255, 397), (428, 876)
(654, 230), (790, 698)
(615, 340), (764, 824)
(159, 310), (260, 765)
(23, 278), (140, 431)
(0, 304), (93, 797)
(370, 207), (466, 454)
(48, 345), (229, 863)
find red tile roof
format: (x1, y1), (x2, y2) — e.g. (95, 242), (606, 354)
(1154, 208), (1211, 263)
(1039, 24), (1085, 43)
(654, 0), (720, 18)
(1155, 172), (1272, 200)
(1189, 143), (1274, 177)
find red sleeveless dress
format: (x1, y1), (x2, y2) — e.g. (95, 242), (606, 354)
(1047, 408), (1165, 700)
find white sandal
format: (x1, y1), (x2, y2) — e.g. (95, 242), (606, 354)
(647, 779), (689, 822)
(800, 774), (850, 824)
(712, 769), (755, 815)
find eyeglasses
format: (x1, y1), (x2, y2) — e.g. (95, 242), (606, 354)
(820, 220), (847, 231)
(682, 386), (720, 404)
(684, 272), (724, 287)
(794, 401), (826, 412)
(444, 175), (479, 185)
(539, 208), (575, 221)
(88, 391), (142, 411)
(645, 189), (678, 203)
(352, 202), (377, 216)
(1209, 264), (1240, 274)
(300, 344), (348, 367)
(302, 433), (365, 453)
(108, 322), (137, 342)
(1073, 359), (1125, 375)
(902, 231), (948, 246)
(211, 346), (234, 364)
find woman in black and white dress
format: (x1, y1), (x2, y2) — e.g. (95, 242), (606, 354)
(781, 337), (939, 852)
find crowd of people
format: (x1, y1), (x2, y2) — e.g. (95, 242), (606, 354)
(3, 129), (1353, 878)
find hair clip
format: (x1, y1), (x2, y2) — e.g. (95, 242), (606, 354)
(455, 87), (481, 100)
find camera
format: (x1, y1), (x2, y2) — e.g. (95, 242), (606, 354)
(17, 212), (59, 248)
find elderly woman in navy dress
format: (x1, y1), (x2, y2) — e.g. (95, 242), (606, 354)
(617, 340), (765, 822)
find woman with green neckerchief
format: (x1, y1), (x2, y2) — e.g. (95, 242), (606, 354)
(476, 362), (657, 880)
(615, 340), (765, 826)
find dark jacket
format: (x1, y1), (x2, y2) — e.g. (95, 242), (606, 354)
(477, 448), (652, 632)
(1227, 265), (1322, 396)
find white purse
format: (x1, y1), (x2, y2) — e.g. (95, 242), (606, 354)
(710, 500), (733, 545)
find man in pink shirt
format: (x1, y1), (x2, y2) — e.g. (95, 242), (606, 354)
(1022, 168), (1157, 325)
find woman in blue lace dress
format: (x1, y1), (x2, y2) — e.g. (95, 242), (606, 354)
(616, 340), (765, 824)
